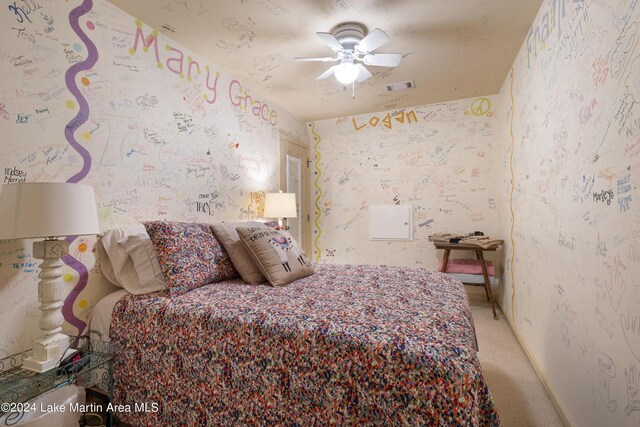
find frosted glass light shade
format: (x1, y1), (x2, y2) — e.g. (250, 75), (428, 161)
(335, 62), (359, 84)
(263, 192), (297, 218)
(0, 182), (100, 239)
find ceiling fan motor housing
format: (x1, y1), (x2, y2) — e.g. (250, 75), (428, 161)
(332, 23), (367, 50)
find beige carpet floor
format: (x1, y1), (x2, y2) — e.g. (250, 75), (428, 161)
(467, 285), (566, 427)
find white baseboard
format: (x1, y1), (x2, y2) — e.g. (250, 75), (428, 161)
(496, 300), (575, 427)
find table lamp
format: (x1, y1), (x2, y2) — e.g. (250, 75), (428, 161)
(0, 182), (100, 372)
(263, 191), (297, 230)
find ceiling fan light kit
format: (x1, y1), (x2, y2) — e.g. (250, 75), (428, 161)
(334, 62), (359, 84)
(295, 22), (402, 88)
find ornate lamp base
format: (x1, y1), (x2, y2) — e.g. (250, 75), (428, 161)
(276, 217), (290, 230)
(22, 239), (71, 373)
(22, 333), (70, 372)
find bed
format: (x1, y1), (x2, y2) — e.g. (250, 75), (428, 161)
(91, 262), (499, 426)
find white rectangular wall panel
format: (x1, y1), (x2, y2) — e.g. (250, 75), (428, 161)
(369, 205), (413, 240)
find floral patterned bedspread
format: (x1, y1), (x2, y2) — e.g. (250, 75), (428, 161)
(110, 264), (499, 426)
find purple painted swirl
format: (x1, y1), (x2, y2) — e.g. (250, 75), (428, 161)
(62, 236), (90, 333)
(64, 0), (97, 183)
(62, 0), (98, 334)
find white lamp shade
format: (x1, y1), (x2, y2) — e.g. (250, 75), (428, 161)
(335, 62), (359, 85)
(263, 192), (297, 218)
(0, 182), (100, 239)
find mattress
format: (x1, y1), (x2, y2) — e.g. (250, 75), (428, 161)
(104, 264), (499, 426)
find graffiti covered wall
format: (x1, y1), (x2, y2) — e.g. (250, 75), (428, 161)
(309, 97), (499, 268)
(495, 0), (640, 425)
(0, 0), (305, 356)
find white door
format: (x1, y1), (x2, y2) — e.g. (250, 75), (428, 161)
(286, 154), (302, 243)
(279, 133), (310, 255)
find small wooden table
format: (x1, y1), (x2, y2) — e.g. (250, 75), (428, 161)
(434, 241), (503, 320)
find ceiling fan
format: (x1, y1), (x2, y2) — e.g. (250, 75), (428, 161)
(295, 23), (402, 86)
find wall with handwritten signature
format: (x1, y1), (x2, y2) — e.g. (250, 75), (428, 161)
(308, 97), (499, 267)
(494, 0), (640, 425)
(309, 0), (640, 425)
(3, 0), (639, 424)
(0, 0), (305, 357)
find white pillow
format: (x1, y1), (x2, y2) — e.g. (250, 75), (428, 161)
(95, 237), (121, 288)
(97, 225), (167, 294)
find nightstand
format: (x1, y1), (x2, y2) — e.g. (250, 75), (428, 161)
(0, 336), (113, 426)
(434, 240), (503, 320)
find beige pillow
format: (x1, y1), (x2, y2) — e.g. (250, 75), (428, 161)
(210, 221), (267, 285)
(236, 227), (314, 287)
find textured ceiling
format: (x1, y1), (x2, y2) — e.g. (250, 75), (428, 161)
(108, 0), (543, 121)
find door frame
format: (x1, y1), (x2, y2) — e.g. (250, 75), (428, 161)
(279, 132), (311, 256)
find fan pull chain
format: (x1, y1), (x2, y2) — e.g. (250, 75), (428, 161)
(352, 81), (355, 99)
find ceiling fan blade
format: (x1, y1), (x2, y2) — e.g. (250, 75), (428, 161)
(356, 64), (372, 82)
(295, 56), (339, 62)
(316, 65), (338, 80)
(355, 28), (390, 54)
(316, 32), (344, 52)
(363, 53), (402, 67)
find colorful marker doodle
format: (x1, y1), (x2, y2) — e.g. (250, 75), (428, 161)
(129, 21), (220, 104)
(8, 0), (42, 25)
(4, 166), (26, 183)
(172, 0), (207, 16)
(61, 0), (99, 334)
(469, 97), (492, 116)
(310, 122), (323, 262)
(228, 79), (278, 126)
(64, 0), (97, 183)
(352, 110), (418, 131)
(624, 364), (640, 415)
